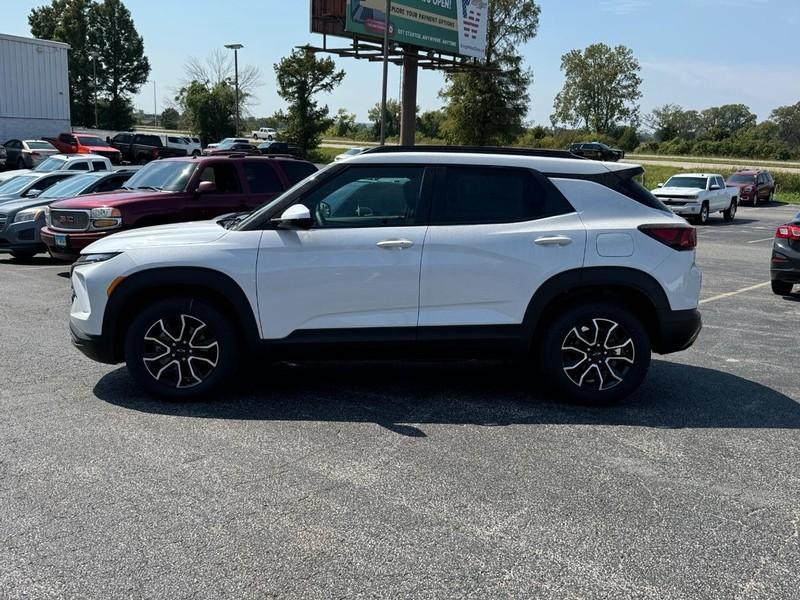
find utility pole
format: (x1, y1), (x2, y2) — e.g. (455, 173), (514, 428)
(88, 51), (99, 128)
(379, 0), (391, 145)
(225, 43), (244, 136)
(153, 80), (157, 127)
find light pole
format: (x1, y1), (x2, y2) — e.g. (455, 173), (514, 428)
(225, 43), (244, 136)
(88, 51), (100, 128)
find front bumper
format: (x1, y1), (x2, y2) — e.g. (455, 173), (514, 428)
(659, 201), (702, 216)
(655, 308), (702, 354)
(70, 321), (117, 364)
(41, 226), (111, 261)
(0, 216), (47, 254)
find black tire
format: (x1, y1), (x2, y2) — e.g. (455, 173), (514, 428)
(723, 199), (737, 222)
(540, 302), (651, 404)
(17, 157), (26, 170)
(771, 280), (794, 296)
(136, 155), (148, 165)
(768, 190), (774, 203)
(124, 297), (240, 399)
(192, 150), (200, 157)
(698, 202), (710, 225)
(10, 250), (37, 260)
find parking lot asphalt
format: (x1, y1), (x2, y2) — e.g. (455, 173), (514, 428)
(1, 203), (799, 599)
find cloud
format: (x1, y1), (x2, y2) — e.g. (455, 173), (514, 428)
(599, 0), (650, 14)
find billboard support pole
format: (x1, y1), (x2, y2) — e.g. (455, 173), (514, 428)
(379, 0), (391, 146)
(399, 47), (418, 146)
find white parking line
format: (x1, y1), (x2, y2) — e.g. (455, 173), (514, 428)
(746, 237), (775, 244)
(699, 281), (771, 304)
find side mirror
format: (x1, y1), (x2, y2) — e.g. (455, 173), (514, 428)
(656, 183), (664, 188)
(273, 204), (313, 229)
(26, 189), (42, 198)
(710, 185), (720, 190)
(195, 180), (216, 197)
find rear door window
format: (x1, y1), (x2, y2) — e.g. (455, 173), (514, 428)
(199, 163), (242, 194)
(434, 166), (570, 225)
(243, 162), (282, 194)
(91, 160), (108, 171)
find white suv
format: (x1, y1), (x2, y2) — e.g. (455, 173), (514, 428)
(69, 148), (702, 403)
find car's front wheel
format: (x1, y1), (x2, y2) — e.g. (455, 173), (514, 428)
(771, 281), (794, 296)
(124, 297), (240, 399)
(540, 302), (651, 404)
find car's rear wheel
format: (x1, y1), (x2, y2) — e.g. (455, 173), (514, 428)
(124, 297), (240, 399)
(10, 250), (37, 261)
(771, 280), (794, 296)
(17, 157), (25, 170)
(723, 199), (737, 222)
(540, 302), (651, 404)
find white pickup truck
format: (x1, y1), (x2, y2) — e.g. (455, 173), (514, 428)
(651, 173), (739, 225)
(251, 127), (277, 141)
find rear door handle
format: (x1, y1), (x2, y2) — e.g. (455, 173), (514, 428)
(535, 235), (573, 247)
(377, 239), (414, 250)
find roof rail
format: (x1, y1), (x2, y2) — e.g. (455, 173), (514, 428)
(361, 145), (585, 160)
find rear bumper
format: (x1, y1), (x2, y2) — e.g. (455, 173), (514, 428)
(41, 227), (110, 261)
(655, 308), (702, 354)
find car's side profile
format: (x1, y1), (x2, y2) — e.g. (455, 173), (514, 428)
(69, 148), (702, 404)
(652, 173), (738, 225)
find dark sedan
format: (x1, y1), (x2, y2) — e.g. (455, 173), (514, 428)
(568, 142), (625, 162)
(771, 213), (800, 295)
(203, 142), (260, 156)
(0, 170), (134, 260)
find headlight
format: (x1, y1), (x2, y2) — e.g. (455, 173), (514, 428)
(13, 205), (49, 223)
(74, 252), (121, 265)
(90, 207), (122, 230)
(744, 186), (754, 192)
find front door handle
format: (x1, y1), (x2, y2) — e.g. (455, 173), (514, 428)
(377, 239), (414, 250)
(535, 235), (573, 247)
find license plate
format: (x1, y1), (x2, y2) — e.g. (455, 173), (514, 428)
(55, 234), (67, 248)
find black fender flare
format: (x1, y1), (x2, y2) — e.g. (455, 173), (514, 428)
(102, 267), (260, 361)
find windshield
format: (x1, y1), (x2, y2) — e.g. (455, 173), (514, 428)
(77, 136), (107, 146)
(27, 141), (55, 150)
(35, 157), (67, 172)
(0, 175), (38, 195)
(664, 176), (708, 189)
(39, 174), (95, 199)
(728, 174), (757, 184)
(124, 161), (197, 191)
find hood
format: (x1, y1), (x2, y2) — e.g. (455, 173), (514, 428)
(82, 144), (120, 154)
(49, 189), (180, 209)
(653, 186), (704, 197)
(84, 220), (229, 254)
(0, 196), (55, 214)
(0, 170), (31, 184)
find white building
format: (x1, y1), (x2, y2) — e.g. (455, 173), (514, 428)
(0, 33), (71, 141)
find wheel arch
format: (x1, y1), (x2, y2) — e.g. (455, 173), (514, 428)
(523, 267), (671, 353)
(103, 267), (260, 362)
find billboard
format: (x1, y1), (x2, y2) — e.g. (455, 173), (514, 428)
(345, 0), (488, 60)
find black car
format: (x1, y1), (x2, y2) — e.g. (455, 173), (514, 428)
(568, 142), (625, 162)
(107, 132), (187, 164)
(771, 213), (800, 295)
(0, 170), (134, 260)
(0, 143), (6, 169)
(258, 141), (304, 159)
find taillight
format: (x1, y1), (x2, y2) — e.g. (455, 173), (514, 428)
(638, 225), (697, 251)
(151, 148), (160, 158)
(776, 224), (800, 240)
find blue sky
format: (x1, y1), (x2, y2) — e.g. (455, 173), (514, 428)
(4, 0), (799, 126)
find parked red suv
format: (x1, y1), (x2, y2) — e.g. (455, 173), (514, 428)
(726, 170), (775, 205)
(41, 155), (317, 260)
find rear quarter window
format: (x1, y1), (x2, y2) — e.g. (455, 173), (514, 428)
(278, 161), (317, 186)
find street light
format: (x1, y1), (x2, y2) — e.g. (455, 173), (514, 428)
(88, 51), (100, 128)
(224, 43), (244, 136)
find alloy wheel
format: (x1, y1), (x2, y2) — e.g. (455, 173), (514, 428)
(561, 318), (635, 391)
(142, 314), (220, 389)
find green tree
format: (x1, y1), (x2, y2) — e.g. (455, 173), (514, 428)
(88, 0), (150, 130)
(616, 126), (639, 152)
(160, 107), (180, 130)
(176, 81), (236, 143)
(333, 108), (357, 138)
(30, 0), (94, 127)
(551, 43), (642, 134)
(368, 99), (401, 139)
(274, 48), (345, 153)
(440, 0), (540, 146)
(698, 104), (756, 141)
(768, 102), (800, 146)
(416, 109), (445, 140)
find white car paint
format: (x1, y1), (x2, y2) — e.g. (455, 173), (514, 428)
(70, 152), (701, 344)
(252, 127), (277, 141)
